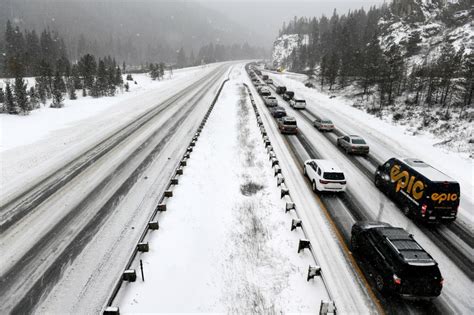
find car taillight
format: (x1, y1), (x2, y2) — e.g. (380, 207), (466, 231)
(393, 274), (402, 285)
(319, 179), (329, 184)
(440, 278), (444, 286)
(421, 204), (427, 216)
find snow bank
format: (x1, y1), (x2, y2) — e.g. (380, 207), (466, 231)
(115, 67), (328, 312)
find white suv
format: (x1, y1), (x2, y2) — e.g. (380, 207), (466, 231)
(290, 98), (306, 109)
(303, 159), (346, 192)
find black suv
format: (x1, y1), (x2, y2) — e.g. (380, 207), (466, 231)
(351, 222), (443, 299)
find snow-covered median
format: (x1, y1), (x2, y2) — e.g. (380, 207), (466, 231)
(115, 68), (328, 312)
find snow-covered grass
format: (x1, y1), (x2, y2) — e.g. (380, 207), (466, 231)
(266, 70), (473, 226)
(0, 64), (220, 203)
(115, 68), (328, 312)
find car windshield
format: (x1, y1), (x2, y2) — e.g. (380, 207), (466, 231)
(296, 100), (305, 103)
(284, 120), (296, 126)
(324, 172), (345, 180)
(322, 120), (332, 124)
(352, 139), (366, 144)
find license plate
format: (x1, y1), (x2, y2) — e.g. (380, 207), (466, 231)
(429, 216), (436, 220)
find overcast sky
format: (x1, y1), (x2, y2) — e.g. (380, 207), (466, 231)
(199, 0), (387, 47)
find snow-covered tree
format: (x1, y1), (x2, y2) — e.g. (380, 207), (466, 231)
(14, 76), (29, 114)
(51, 71), (65, 108)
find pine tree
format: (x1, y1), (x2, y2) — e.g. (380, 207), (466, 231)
(78, 54), (97, 90)
(67, 78), (77, 100)
(51, 71), (65, 108)
(107, 66), (116, 96)
(71, 64), (82, 89)
(327, 52), (340, 90)
(5, 83), (18, 114)
(0, 88), (4, 106)
(14, 76), (29, 114)
(96, 59), (108, 96)
(29, 86), (39, 109)
(115, 66), (123, 87)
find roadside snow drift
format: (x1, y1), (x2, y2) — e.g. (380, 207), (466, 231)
(115, 68), (328, 312)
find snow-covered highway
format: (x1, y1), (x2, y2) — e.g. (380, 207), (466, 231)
(0, 63), (232, 313)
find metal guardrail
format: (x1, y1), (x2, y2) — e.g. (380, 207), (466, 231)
(243, 78), (336, 314)
(103, 77), (230, 313)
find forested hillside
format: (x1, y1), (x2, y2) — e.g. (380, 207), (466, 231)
(272, 0), (472, 152)
(0, 0), (266, 69)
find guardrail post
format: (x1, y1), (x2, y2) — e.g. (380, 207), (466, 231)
(122, 269), (137, 282)
(307, 265), (322, 281)
(298, 239), (311, 253)
(103, 306), (120, 315)
(291, 219), (302, 231)
(280, 184), (289, 198)
(148, 221), (159, 230)
(137, 242), (149, 252)
(319, 300), (336, 315)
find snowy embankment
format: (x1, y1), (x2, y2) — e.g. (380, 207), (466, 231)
(0, 64), (219, 202)
(115, 68), (328, 312)
(267, 71), (473, 226)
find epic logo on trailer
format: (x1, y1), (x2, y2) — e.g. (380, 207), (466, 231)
(431, 193), (458, 204)
(390, 165), (424, 200)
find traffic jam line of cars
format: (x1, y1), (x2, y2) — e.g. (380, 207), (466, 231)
(246, 64), (464, 302)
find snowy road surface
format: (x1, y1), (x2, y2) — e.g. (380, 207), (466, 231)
(0, 63), (231, 313)
(115, 67), (330, 313)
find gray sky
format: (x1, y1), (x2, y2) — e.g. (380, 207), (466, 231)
(198, 0), (387, 47)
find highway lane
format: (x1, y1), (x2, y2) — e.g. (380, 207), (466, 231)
(245, 72), (379, 314)
(0, 63), (232, 314)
